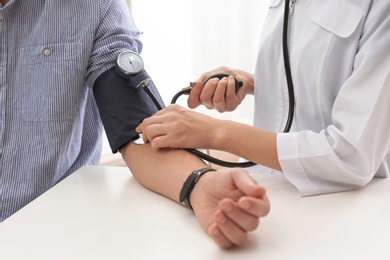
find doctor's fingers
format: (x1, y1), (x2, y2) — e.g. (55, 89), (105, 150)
(141, 124), (185, 149)
(137, 105), (182, 132)
(140, 122), (191, 148)
(223, 76), (242, 112)
(212, 77), (229, 112)
(197, 67), (235, 82)
(136, 114), (165, 133)
(187, 81), (203, 109)
(139, 124), (166, 144)
(199, 77), (220, 109)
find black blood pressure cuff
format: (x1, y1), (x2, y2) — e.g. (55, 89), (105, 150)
(93, 67), (165, 153)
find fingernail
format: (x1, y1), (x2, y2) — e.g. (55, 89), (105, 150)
(216, 214), (227, 224)
(212, 227), (222, 237)
(242, 201), (251, 210)
(223, 204), (233, 213)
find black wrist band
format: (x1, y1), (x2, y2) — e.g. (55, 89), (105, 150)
(179, 167), (216, 210)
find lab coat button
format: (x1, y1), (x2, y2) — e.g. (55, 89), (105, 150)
(43, 48), (51, 56)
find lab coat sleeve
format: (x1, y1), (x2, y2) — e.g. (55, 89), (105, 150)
(278, 1), (390, 196)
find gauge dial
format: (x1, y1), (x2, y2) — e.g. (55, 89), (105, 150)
(116, 50), (144, 75)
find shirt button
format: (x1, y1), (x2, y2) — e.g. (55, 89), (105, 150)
(0, 13), (3, 21)
(43, 48), (52, 56)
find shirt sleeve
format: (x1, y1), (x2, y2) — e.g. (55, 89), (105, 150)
(85, 0), (142, 87)
(278, 1), (390, 196)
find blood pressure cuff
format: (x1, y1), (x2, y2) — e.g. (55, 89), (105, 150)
(93, 67), (164, 153)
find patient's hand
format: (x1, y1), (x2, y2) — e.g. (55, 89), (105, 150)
(190, 168), (270, 249)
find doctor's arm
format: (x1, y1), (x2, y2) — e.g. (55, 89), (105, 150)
(136, 104), (282, 172)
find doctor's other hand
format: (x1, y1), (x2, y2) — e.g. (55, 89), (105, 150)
(188, 66), (255, 112)
(136, 104), (218, 149)
(191, 167), (270, 248)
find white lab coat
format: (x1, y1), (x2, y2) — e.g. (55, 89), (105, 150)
(251, 0), (390, 196)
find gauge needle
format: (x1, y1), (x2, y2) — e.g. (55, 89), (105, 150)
(128, 57), (135, 70)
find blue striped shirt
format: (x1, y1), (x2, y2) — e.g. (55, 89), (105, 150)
(0, 0), (142, 221)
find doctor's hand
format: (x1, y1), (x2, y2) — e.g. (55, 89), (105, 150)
(191, 167), (270, 248)
(136, 104), (219, 149)
(188, 66), (255, 112)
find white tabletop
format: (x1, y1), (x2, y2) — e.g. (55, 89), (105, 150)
(0, 166), (389, 260)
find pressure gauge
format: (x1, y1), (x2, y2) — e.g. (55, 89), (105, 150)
(116, 50), (144, 75)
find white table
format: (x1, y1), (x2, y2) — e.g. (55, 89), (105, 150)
(0, 166), (389, 259)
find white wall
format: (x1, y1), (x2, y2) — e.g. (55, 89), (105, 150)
(102, 0), (269, 155)
(131, 0), (268, 119)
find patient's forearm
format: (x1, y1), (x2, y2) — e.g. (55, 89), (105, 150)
(120, 142), (207, 202)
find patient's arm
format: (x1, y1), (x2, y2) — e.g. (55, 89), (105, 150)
(121, 142), (206, 200)
(120, 142), (270, 248)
